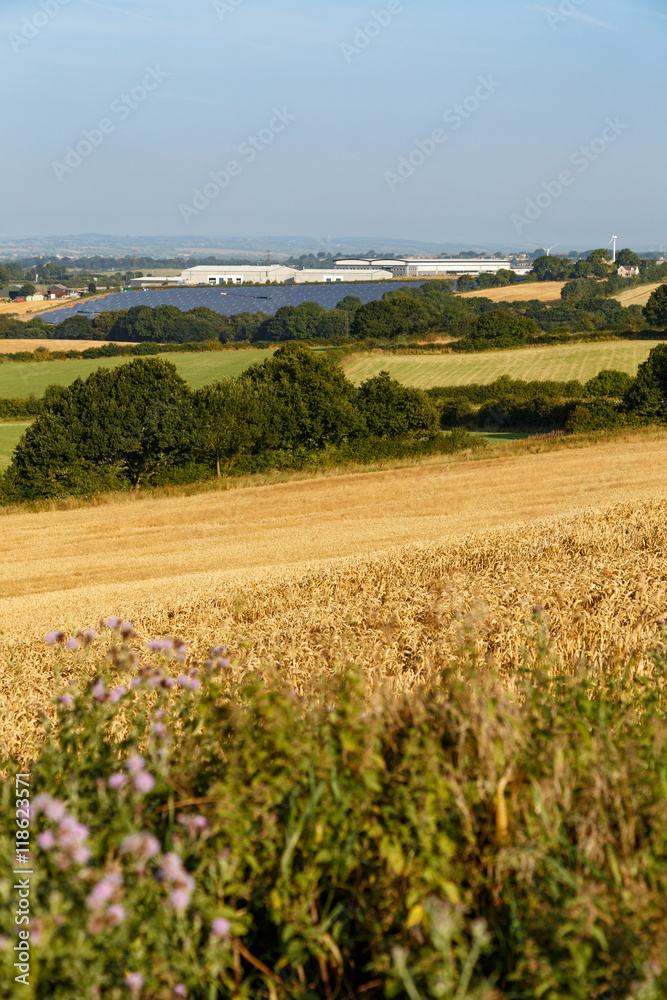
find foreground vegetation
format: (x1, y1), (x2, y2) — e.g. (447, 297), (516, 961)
(2, 608), (667, 999)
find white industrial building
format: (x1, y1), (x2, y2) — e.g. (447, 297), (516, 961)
(130, 264), (395, 288)
(334, 257), (517, 276)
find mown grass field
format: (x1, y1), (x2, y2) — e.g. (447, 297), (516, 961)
(2, 428), (667, 757)
(0, 422), (30, 470)
(0, 348), (274, 398)
(344, 340), (664, 387)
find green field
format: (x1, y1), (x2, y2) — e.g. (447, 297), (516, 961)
(344, 341), (664, 388)
(0, 349), (274, 399)
(0, 423), (30, 470)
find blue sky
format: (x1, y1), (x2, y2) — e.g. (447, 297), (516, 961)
(1, 0), (665, 249)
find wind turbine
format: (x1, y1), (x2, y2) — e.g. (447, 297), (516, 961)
(608, 235), (618, 263)
(545, 243), (560, 257)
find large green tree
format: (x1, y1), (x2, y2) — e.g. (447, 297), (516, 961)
(624, 343), (667, 422)
(351, 296), (436, 340)
(5, 358), (198, 498)
(194, 378), (279, 477)
(357, 371), (438, 439)
(530, 256), (573, 282)
(241, 342), (365, 449)
(643, 284), (667, 328)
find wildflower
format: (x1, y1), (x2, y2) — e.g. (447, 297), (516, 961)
(212, 646), (226, 657)
(71, 844), (92, 866)
(125, 972), (144, 998)
(105, 617), (121, 630)
(163, 677), (175, 688)
(43, 798), (67, 823)
(58, 816), (90, 848)
(60, 693), (75, 708)
(45, 630), (66, 645)
(120, 833), (160, 860)
(130, 678), (143, 690)
(37, 831), (56, 851)
(107, 904), (126, 926)
(81, 628), (98, 644)
(189, 678), (201, 692)
(176, 676), (190, 688)
(108, 773), (127, 790)
(155, 709), (165, 720)
(177, 813), (208, 836)
(67, 636), (80, 651)
(133, 772), (155, 794)
(120, 622), (136, 638)
(153, 723), (167, 737)
(533, 604), (545, 615)
(126, 755), (145, 774)
(211, 917), (231, 938)
(173, 986), (187, 998)
(170, 888), (190, 912)
(87, 873), (122, 911)
(91, 679), (107, 703)
(30, 919), (45, 946)
(109, 685), (128, 704)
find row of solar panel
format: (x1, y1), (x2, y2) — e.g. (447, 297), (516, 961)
(39, 282), (423, 325)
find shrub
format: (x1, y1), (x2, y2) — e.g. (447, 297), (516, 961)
(583, 369), (635, 397)
(564, 398), (625, 434)
(357, 371), (439, 438)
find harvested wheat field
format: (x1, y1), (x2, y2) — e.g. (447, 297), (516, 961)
(613, 281), (665, 308)
(2, 430), (667, 756)
(459, 281), (565, 303)
(0, 339), (137, 354)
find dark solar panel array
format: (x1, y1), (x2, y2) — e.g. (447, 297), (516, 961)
(39, 282), (425, 326)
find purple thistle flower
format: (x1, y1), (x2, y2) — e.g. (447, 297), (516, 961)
(87, 873), (122, 911)
(60, 693), (75, 708)
(108, 773), (127, 790)
(120, 622), (135, 638)
(125, 972), (144, 998)
(37, 831), (56, 851)
(109, 685), (127, 704)
(81, 628), (98, 643)
(153, 723), (167, 737)
(91, 679), (107, 703)
(176, 675), (190, 688)
(105, 617), (121, 630)
(173, 986), (187, 999)
(45, 630), (66, 645)
(130, 678), (143, 690)
(66, 636), (80, 651)
(133, 772), (155, 795)
(126, 755), (145, 775)
(212, 646), (226, 656)
(163, 677), (175, 688)
(189, 678), (201, 691)
(211, 917), (231, 938)
(107, 903), (126, 926)
(44, 799), (67, 823)
(71, 844), (92, 866)
(170, 888), (191, 912)
(58, 816), (89, 847)
(120, 833), (160, 860)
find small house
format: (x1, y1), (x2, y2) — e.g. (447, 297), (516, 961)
(617, 265), (640, 278)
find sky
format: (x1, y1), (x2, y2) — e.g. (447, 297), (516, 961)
(1, 0), (665, 250)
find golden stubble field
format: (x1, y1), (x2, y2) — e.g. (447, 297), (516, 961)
(2, 430), (667, 757)
(0, 339), (137, 353)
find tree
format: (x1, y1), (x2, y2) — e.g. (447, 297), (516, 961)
(194, 378), (278, 477)
(51, 315), (95, 340)
(615, 249), (641, 268)
(583, 370), (634, 398)
(531, 256), (573, 282)
(357, 371), (438, 439)
(561, 278), (600, 301)
(468, 310), (540, 346)
(19, 283), (36, 297)
(351, 296), (436, 340)
(624, 344), (667, 422)
(643, 284), (667, 328)
(456, 275), (477, 291)
(88, 281), (97, 294)
(241, 342), (365, 449)
(5, 358), (198, 498)
(336, 295), (363, 314)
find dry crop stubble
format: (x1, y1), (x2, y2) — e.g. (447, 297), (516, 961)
(3, 435), (667, 757)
